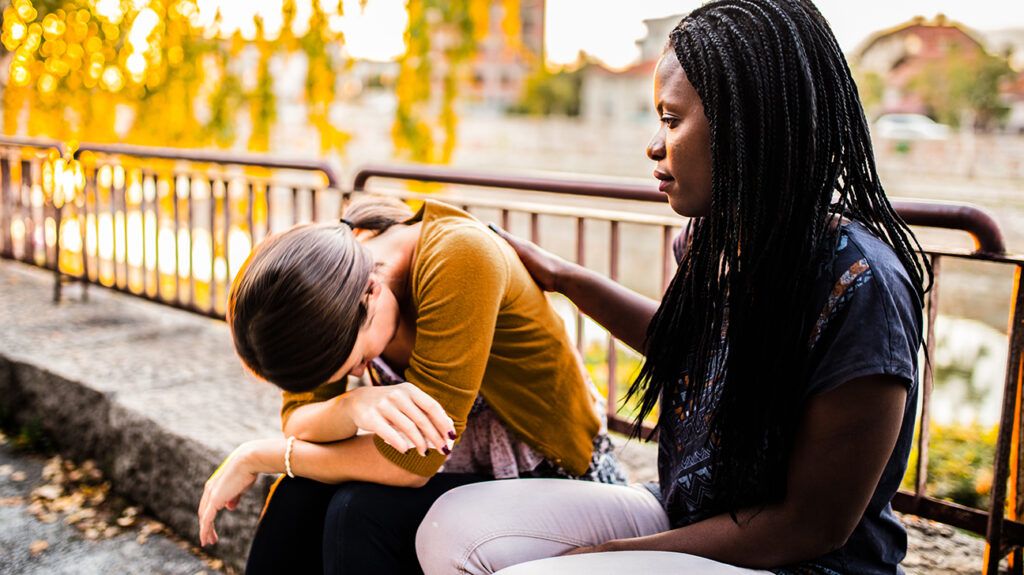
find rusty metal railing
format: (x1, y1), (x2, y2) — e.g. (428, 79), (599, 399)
(2, 140), (1024, 573)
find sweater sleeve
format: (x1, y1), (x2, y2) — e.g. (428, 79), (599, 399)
(280, 379), (348, 431)
(373, 225), (510, 476)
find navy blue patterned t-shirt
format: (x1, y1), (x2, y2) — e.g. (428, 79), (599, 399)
(655, 220), (923, 574)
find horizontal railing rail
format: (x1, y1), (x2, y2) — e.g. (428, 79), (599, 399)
(1, 139), (1022, 574)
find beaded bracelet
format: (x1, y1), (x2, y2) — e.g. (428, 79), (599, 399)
(284, 436), (296, 478)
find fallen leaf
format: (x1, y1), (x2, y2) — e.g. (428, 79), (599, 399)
(64, 508), (96, 525)
(32, 485), (62, 500)
(28, 540), (49, 556)
(10, 471), (27, 482)
(116, 516), (136, 527)
(83, 528), (100, 540)
(0, 496), (24, 506)
(41, 457), (62, 482)
(37, 512), (58, 524)
(0, 464), (12, 477)
(102, 526), (119, 539)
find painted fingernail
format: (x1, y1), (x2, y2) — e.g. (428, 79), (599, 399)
(442, 445), (451, 455)
(448, 431), (457, 440)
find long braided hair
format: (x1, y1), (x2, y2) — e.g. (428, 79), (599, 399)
(626, 0), (931, 515)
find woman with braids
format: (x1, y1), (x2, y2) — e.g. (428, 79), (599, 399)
(197, 196), (625, 574)
(416, 1), (928, 574)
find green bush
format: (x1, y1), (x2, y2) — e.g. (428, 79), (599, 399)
(902, 422), (997, 510)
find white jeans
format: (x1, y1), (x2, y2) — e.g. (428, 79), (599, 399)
(415, 479), (772, 575)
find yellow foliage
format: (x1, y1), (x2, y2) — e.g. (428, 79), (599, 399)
(1, 0), (521, 163)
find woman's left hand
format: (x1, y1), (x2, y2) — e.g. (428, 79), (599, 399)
(198, 441), (264, 546)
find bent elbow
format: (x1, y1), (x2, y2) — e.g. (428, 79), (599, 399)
(808, 519), (857, 558)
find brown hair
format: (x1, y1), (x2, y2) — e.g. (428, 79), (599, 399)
(227, 196), (414, 393)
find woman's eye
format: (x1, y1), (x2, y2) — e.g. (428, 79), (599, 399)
(661, 116), (679, 128)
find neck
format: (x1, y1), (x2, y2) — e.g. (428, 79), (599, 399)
(359, 223), (421, 305)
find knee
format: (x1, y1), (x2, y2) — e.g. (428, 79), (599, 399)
(324, 481), (376, 538)
(417, 485), (482, 575)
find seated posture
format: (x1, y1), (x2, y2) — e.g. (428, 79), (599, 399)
(416, 1), (928, 574)
(198, 197), (625, 574)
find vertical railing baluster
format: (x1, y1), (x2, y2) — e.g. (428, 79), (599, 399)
(310, 188), (319, 222)
(916, 255), (941, 501)
(1, 156), (10, 258)
(90, 166), (100, 284)
(1009, 263), (1024, 573)
(530, 212), (539, 244)
(501, 209), (510, 231)
(78, 162), (91, 294)
(265, 183), (274, 235)
(223, 179), (232, 313)
(152, 173), (161, 301)
(608, 221), (620, 419)
(662, 225), (674, 293)
(575, 217), (585, 354)
(110, 165), (120, 288)
(187, 176), (195, 309)
(172, 174), (182, 306)
(21, 160), (34, 264)
(985, 264), (1024, 574)
(247, 181), (255, 249)
(292, 187), (300, 225)
(141, 171), (149, 298)
(209, 178), (218, 314)
(121, 168), (130, 291)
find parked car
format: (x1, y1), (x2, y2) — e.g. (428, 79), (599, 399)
(873, 113), (951, 140)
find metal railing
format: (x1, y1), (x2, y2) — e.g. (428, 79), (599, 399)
(1, 138), (1023, 574)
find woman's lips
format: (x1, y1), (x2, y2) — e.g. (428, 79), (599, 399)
(654, 170), (674, 192)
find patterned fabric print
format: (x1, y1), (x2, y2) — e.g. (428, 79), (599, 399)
(441, 395), (547, 478)
(658, 348), (728, 527)
(808, 257), (873, 349)
(369, 359), (627, 485)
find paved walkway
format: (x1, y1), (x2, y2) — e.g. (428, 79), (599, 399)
(0, 432), (225, 574)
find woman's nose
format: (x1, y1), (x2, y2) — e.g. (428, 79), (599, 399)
(647, 129), (666, 161)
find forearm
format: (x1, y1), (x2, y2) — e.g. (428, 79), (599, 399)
(557, 262), (659, 352)
(606, 503), (842, 569)
(244, 435), (429, 487)
(282, 394), (358, 443)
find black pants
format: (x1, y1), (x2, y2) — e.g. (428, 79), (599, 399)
(246, 473), (487, 575)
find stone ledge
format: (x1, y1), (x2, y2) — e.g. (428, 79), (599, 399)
(0, 260), (281, 571)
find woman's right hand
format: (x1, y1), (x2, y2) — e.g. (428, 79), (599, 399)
(344, 383), (456, 457)
(487, 223), (569, 293)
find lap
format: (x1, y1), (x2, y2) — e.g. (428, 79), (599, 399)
(323, 472), (486, 575)
(417, 479), (671, 575)
(494, 551), (773, 575)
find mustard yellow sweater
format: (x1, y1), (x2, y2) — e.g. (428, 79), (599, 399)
(281, 200), (600, 476)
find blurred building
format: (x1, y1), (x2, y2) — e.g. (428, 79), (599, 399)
(851, 14), (989, 115)
(1001, 70), (1024, 134)
(580, 14), (683, 124)
(464, 0), (546, 112)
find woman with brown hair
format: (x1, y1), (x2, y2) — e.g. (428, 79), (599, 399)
(197, 196), (625, 574)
